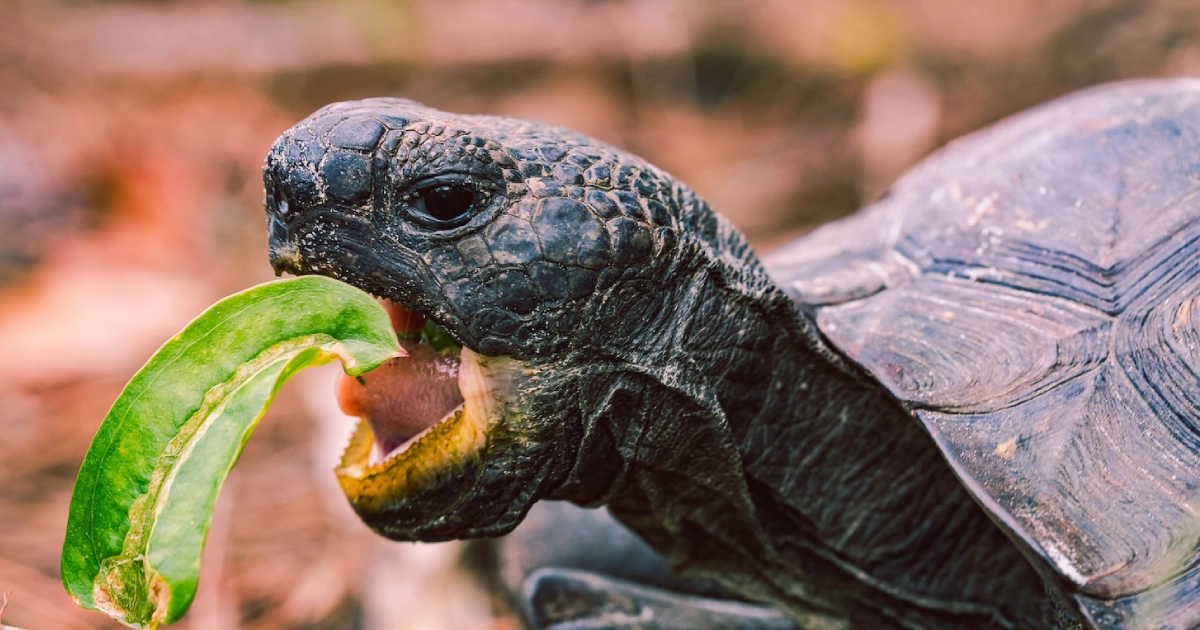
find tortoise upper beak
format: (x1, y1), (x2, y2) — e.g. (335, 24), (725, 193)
(264, 164), (305, 276)
(266, 208), (303, 276)
(268, 240), (302, 277)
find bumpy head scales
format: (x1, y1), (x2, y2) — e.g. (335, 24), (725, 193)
(263, 98), (753, 541)
(264, 98), (704, 359)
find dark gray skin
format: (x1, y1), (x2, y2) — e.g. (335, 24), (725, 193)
(263, 99), (1070, 628)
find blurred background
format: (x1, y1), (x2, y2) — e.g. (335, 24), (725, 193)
(2, 0), (1199, 628)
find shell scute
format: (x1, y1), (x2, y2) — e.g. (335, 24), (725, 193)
(764, 79), (1200, 627)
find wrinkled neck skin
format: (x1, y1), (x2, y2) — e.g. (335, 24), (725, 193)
(536, 193), (1061, 629)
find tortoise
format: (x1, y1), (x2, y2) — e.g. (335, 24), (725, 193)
(262, 78), (1200, 629)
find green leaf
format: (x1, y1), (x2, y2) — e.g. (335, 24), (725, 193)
(61, 276), (400, 629)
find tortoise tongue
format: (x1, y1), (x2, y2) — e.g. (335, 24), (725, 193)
(335, 301), (463, 458)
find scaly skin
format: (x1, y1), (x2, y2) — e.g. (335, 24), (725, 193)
(263, 99), (1069, 628)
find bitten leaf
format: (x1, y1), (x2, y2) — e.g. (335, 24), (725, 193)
(61, 276), (400, 628)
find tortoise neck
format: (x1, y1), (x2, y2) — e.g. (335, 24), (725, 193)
(716, 277), (1061, 626)
(578, 216), (1058, 626)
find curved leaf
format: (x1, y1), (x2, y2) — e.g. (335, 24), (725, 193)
(61, 276), (400, 628)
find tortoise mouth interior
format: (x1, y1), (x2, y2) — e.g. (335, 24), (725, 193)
(334, 293), (499, 501)
(335, 298), (468, 465)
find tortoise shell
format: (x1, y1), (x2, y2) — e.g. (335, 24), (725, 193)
(763, 79), (1200, 628)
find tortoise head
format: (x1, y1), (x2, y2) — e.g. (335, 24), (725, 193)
(263, 99), (759, 541)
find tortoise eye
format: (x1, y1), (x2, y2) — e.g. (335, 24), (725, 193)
(414, 184), (478, 225)
(397, 174), (498, 230)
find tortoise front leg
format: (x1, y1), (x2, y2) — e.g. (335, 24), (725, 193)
(521, 568), (799, 630)
(500, 502), (798, 630)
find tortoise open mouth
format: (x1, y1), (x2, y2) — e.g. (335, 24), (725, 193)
(335, 300), (464, 462)
(333, 299), (510, 507)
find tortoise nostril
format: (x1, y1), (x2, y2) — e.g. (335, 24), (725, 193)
(265, 170), (294, 221)
(276, 188), (291, 216)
